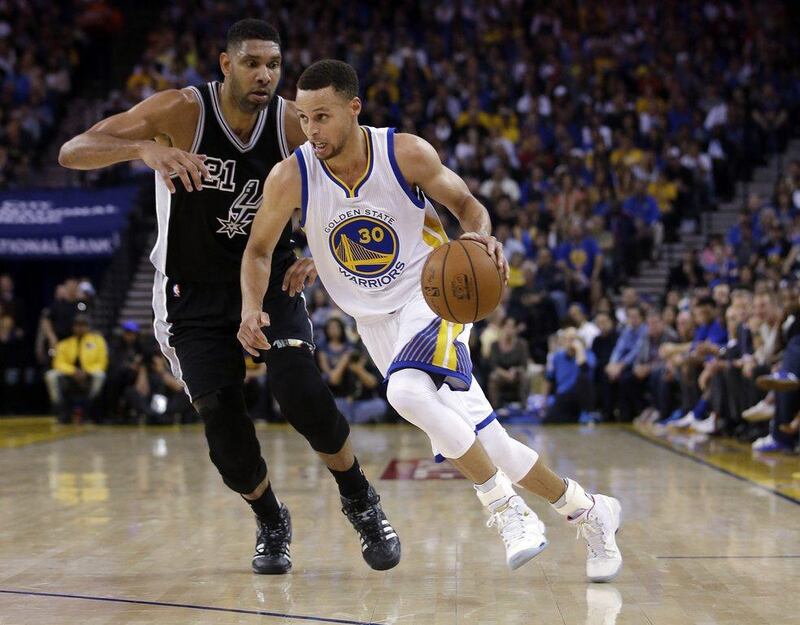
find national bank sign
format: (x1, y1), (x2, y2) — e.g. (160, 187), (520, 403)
(0, 187), (137, 258)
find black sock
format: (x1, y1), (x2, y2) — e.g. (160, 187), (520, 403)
(329, 457), (369, 498)
(244, 482), (281, 523)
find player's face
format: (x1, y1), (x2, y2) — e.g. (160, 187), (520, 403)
(295, 87), (361, 160)
(221, 40), (282, 114)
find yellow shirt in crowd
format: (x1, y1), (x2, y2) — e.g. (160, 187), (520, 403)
(52, 333), (109, 375)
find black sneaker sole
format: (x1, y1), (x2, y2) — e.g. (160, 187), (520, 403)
(252, 560), (292, 575)
(364, 548), (401, 571)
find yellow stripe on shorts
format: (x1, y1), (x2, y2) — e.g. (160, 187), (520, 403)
(432, 320), (464, 370)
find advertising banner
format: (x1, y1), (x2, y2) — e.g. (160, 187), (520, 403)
(0, 187), (138, 259)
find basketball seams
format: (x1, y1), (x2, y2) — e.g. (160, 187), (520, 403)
(456, 239), (480, 323)
(440, 243), (459, 323)
(422, 239), (502, 324)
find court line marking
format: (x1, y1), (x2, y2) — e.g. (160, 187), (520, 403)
(0, 589), (381, 625)
(624, 428), (800, 506)
(0, 423), (92, 449)
(656, 555), (800, 559)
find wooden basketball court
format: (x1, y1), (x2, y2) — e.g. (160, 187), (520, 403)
(1, 419), (798, 624)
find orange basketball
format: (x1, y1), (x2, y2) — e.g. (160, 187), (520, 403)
(421, 239), (504, 324)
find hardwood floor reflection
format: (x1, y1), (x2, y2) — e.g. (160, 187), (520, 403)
(0, 421), (798, 624)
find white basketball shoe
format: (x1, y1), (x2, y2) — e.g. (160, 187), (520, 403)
(570, 494), (622, 582)
(476, 473), (548, 570)
(486, 496), (548, 570)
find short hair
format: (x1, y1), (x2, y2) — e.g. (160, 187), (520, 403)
(297, 59), (359, 99)
(696, 296), (716, 308)
(226, 19), (281, 51)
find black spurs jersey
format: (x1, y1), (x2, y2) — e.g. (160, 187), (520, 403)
(149, 81), (296, 284)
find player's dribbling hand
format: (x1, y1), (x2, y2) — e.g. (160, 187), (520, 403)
(238, 311), (272, 356)
(282, 257), (318, 296)
(460, 232), (510, 283)
(139, 142), (210, 193)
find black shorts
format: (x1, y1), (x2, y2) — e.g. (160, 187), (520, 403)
(153, 272), (314, 401)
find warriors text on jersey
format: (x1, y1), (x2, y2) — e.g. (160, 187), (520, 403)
(296, 126), (448, 321)
(150, 81), (295, 283)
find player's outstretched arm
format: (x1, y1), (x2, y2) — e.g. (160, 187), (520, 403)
(393, 133), (509, 281)
(239, 157), (302, 356)
(58, 89), (209, 193)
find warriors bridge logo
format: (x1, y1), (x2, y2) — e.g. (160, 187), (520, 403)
(328, 215), (400, 283)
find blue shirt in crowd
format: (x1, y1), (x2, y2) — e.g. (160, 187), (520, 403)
(555, 237), (600, 279)
(623, 194), (660, 225)
(692, 320), (728, 349)
(547, 349), (597, 395)
(610, 324), (648, 367)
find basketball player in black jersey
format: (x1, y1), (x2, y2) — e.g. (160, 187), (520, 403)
(58, 19), (400, 574)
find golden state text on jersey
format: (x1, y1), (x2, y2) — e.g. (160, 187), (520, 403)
(296, 126), (448, 321)
(325, 208), (405, 288)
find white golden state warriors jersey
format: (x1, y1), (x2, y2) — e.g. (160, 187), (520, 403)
(296, 126), (448, 321)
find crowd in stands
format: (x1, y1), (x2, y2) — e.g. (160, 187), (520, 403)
(1, 2), (800, 455)
(0, 1), (122, 187)
(0, 272), (191, 424)
(0, 273), (29, 414)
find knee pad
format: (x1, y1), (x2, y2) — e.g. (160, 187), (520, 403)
(386, 368), (476, 459)
(193, 385), (266, 494)
(262, 346), (350, 454)
(477, 420), (538, 483)
(385, 369), (438, 418)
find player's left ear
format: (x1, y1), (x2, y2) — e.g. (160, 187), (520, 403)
(219, 51), (231, 78)
(349, 97), (362, 118)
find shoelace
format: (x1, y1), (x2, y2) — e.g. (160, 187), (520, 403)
(257, 521), (289, 556)
(344, 502), (385, 544)
(487, 504), (528, 545)
(577, 518), (607, 559)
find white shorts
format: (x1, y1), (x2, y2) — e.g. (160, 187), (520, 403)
(356, 294), (497, 454)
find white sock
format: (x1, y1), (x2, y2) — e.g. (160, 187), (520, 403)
(551, 478), (594, 520)
(474, 470), (515, 511)
(475, 471), (500, 494)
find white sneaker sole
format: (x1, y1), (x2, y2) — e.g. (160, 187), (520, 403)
(588, 561), (623, 583)
(691, 422), (717, 434)
(509, 538), (549, 570)
(742, 409), (775, 423)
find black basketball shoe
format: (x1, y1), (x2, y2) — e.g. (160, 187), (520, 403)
(341, 485), (401, 571)
(252, 504), (292, 574)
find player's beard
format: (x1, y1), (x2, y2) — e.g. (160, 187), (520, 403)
(229, 74), (271, 114)
(317, 140), (343, 161)
(316, 125), (355, 161)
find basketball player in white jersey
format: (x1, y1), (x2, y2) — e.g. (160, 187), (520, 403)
(240, 60), (622, 581)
